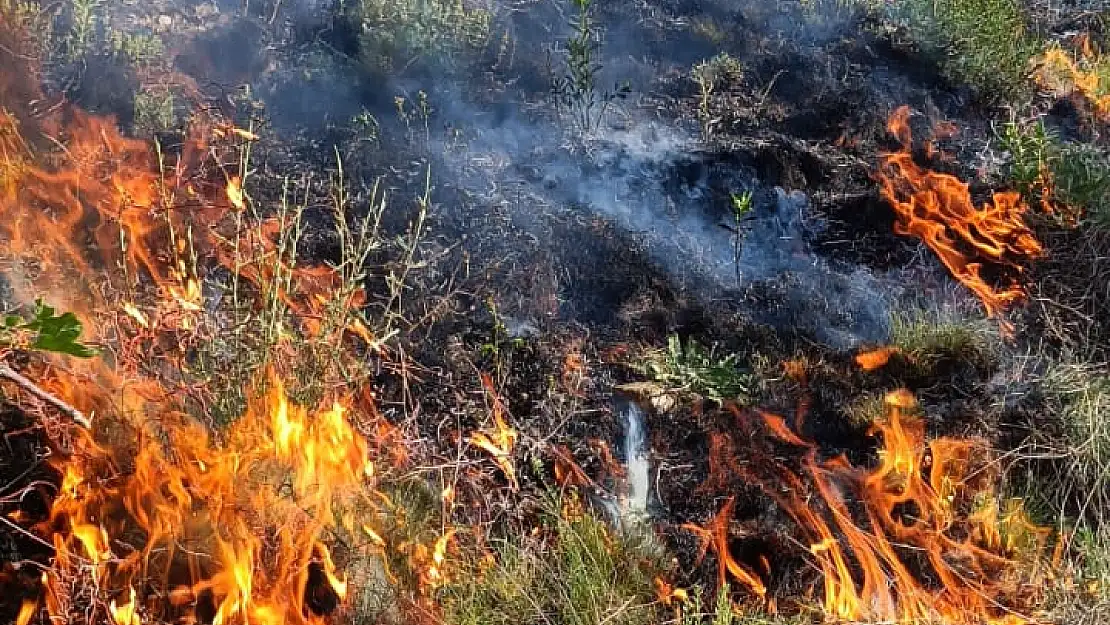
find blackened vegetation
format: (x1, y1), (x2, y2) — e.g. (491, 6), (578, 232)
(2, 0), (1086, 618)
(0, 407), (59, 624)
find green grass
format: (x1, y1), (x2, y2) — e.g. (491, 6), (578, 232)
(439, 493), (665, 625)
(1042, 362), (1110, 505)
(892, 0), (1040, 103)
(999, 119), (1110, 226)
(889, 308), (997, 374)
(344, 0), (493, 79)
(692, 53), (743, 141)
(109, 30), (164, 66)
(1031, 361), (1110, 621)
(132, 88), (176, 135)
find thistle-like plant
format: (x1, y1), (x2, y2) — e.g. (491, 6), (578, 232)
(551, 0), (630, 133)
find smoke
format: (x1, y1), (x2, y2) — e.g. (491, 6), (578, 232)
(190, 0), (910, 347)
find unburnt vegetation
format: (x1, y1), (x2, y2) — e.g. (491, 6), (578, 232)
(1, 1), (1110, 625)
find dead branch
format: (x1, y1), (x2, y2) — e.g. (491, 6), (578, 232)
(0, 364), (92, 429)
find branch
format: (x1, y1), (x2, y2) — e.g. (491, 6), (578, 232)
(0, 364), (92, 429)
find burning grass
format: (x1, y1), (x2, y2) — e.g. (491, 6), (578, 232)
(692, 390), (1057, 624)
(1, 3), (1105, 625)
(877, 106), (1044, 326)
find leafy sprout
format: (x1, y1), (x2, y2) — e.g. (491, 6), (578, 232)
(2, 299), (97, 358)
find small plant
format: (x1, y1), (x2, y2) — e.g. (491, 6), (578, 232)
(641, 334), (750, 403)
(551, 0), (630, 133)
(394, 90), (432, 143)
(999, 119), (1110, 225)
(1053, 143), (1110, 227)
(1000, 118), (1054, 204)
(133, 88), (176, 135)
(691, 54), (742, 142)
(109, 30), (164, 66)
(1, 299), (97, 358)
(728, 190), (754, 286)
(349, 0), (493, 78)
(65, 0), (103, 61)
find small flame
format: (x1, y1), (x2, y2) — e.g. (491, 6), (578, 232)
(682, 497), (767, 599)
(15, 599), (37, 625)
(109, 586), (142, 625)
(1033, 45), (1110, 121)
(855, 346), (899, 371)
(227, 175), (246, 211)
(467, 373), (519, 489)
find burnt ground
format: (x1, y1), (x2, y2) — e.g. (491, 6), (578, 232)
(1, 0), (1108, 620)
(0, 406), (59, 624)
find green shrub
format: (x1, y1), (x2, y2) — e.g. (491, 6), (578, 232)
(640, 334), (752, 404)
(110, 30), (164, 66)
(1000, 119), (1110, 225)
(346, 0), (493, 78)
(133, 88), (176, 135)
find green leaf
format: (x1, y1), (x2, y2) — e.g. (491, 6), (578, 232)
(730, 191), (753, 220)
(3, 315), (21, 328)
(22, 299), (97, 358)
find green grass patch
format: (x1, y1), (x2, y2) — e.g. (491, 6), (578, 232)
(889, 308), (997, 374)
(999, 119), (1110, 226)
(891, 0), (1040, 103)
(639, 334), (752, 404)
(343, 0), (494, 79)
(439, 493), (665, 625)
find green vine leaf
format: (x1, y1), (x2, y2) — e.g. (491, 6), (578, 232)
(21, 299), (97, 358)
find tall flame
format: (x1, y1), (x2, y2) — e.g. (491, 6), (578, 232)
(877, 106), (1043, 322)
(701, 389), (1053, 624)
(0, 16), (401, 623)
(36, 370), (380, 624)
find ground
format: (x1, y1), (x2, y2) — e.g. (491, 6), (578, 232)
(1, 0), (1109, 624)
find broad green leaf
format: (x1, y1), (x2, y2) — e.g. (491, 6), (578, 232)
(22, 299), (97, 358)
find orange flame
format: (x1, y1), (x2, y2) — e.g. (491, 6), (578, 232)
(0, 16), (411, 620)
(682, 497), (767, 599)
(711, 391), (1052, 623)
(1033, 45), (1110, 121)
(877, 106), (1043, 323)
(467, 373), (519, 489)
(855, 346), (900, 371)
(15, 599), (37, 625)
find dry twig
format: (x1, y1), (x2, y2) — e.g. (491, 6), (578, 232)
(0, 364), (92, 429)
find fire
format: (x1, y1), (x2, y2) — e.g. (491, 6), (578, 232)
(1033, 44), (1110, 121)
(703, 391), (1052, 624)
(0, 16), (410, 623)
(877, 106), (1043, 322)
(15, 600), (37, 625)
(109, 587), (141, 625)
(467, 373), (519, 489)
(855, 346), (899, 371)
(34, 369), (382, 624)
(682, 497), (767, 599)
